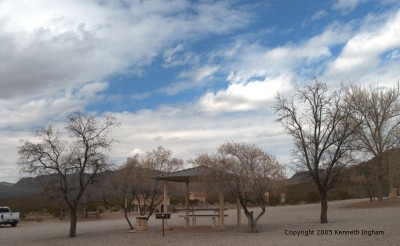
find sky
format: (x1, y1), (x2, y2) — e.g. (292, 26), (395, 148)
(1, 0), (400, 183)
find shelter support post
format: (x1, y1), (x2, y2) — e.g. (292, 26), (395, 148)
(237, 198), (241, 227)
(219, 190), (224, 229)
(163, 179), (169, 228)
(185, 179), (190, 228)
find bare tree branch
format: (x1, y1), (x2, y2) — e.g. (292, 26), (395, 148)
(345, 82), (400, 201)
(193, 142), (285, 233)
(17, 111), (118, 237)
(274, 79), (358, 223)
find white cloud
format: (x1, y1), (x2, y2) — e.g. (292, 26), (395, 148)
(0, 0), (253, 182)
(0, 0), (249, 99)
(2, 1), (400, 184)
(220, 22), (352, 87)
(303, 9), (329, 27)
(325, 10), (400, 83)
(178, 65), (220, 82)
(157, 65), (220, 96)
(198, 74), (293, 112)
(193, 22), (354, 113)
(0, 81), (108, 129)
(131, 92), (152, 100)
(162, 44), (199, 68)
(333, 0), (367, 14)
(78, 82), (109, 99)
(387, 50), (400, 60)
(311, 10), (329, 21)
(110, 104), (289, 166)
(0, 130), (33, 182)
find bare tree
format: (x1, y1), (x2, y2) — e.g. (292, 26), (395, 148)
(98, 156), (140, 230)
(117, 155), (140, 229)
(18, 112), (118, 237)
(387, 149), (400, 193)
(132, 146), (183, 220)
(274, 80), (357, 223)
(96, 146), (182, 228)
(345, 83), (400, 201)
(350, 163), (377, 202)
(193, 142), (284, 233)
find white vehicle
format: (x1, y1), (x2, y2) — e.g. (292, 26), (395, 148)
(0, 207), (19, 227)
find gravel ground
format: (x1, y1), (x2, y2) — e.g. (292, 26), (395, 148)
(1, 198), (399, 246)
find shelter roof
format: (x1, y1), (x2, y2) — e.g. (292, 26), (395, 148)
(152, 166), (215, 182)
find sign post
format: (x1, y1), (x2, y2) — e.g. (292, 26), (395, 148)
(280, 192), (286, 205)
(155, 213), (171, 236)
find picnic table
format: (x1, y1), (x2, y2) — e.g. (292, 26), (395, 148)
(177, 208), (228, 228)
(83, 208), (100, 220)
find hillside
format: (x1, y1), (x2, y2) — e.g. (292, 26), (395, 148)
(0, 182), (15, 197)
(1, 148), (398, 212)
(284, 150), (399, 204)
(0, 177), (42, 198)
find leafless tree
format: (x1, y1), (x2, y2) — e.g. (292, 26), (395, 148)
(131, 146), (183, 220)
(193, 142), (284, 233)
(98, 156), (140, 230)
(18, 112), (118, 237)
(350, 162), (377, 202)
(117, 155), (140, 229)
(95, 146), (182, 228)
(274, 80), (358, 223)
(387, 149), (400, 192)
(345, 83), (400, 201)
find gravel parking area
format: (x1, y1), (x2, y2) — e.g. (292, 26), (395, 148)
(1, 198), (399, 246)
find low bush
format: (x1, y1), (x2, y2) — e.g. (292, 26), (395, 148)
(304, 191), (320, 203)
(333, 190), (350, 200)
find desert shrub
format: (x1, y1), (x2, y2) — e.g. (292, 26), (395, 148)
(189, 199), (200, 207)
(19, 212), (26, 220)
(334, 190), (350, 200)
(47, 207), (62, 217)
(268, 195), (279, 206)
(225, 194), (239, 204)
(170, 196), (185, 205)
(86, 202), (98, 210)
(304, 191), (320, 203)
(286, 197), (301, 205)
(112, 205), (122, 212)
(206, 195), (219, 205)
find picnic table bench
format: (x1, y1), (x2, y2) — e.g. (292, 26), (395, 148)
(83, 208), (100, 220)
(178, 214), (228, 227)
(177, 208), (228, 228)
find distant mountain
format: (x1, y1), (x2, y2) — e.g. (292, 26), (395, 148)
(0, 182), (15, 197)
(0, 182), (14, 188)
(288, 171), (312, 185)
(0, 177), (42, 198)
(0, 182), (14, 197)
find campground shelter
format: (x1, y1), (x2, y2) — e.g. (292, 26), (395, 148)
(153, 166), (242, 229)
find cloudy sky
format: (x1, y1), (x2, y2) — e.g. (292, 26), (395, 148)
(1, 0), (400, 182)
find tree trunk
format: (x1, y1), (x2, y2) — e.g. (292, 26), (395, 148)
(69, 208), (78, 237)
(365, 186), (373, 202)
(320, 191), (328, 224)
(376, 174), (384, 201)
(246, 211), (258, 233)
(124, 208), (133, 230)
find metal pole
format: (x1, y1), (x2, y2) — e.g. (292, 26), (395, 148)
(185, 179), (189, 228)
(162, 218), (165, 236)
(236, 198), (241, 227)
(219, 190), (224, 229)
(163, 180), (169, 228)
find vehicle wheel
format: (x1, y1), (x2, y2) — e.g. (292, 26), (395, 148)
(11, 223), (17, 227)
